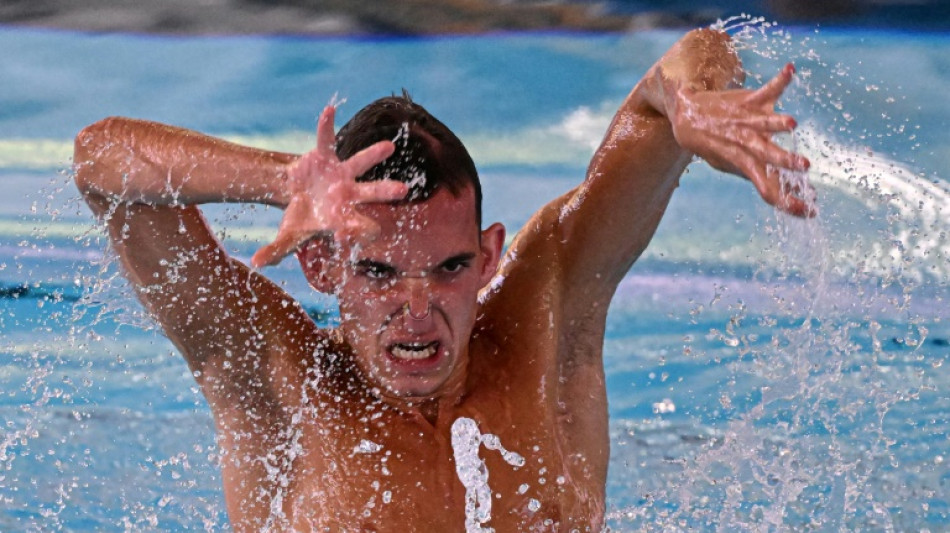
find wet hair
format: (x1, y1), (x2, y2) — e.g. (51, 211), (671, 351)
(335, 91), (482, 224)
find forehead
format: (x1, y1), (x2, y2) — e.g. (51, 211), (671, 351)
(355, 186), (479, 263)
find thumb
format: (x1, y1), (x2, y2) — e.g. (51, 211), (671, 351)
(252, 230), (305, 268)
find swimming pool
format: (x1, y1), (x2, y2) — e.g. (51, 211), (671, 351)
(1, 21), (948, 530)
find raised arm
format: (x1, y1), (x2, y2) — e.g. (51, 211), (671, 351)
(74, 116), (305, 384)
(508, 29), (811, 308)
(73, 107), (404, 396)
(74, 117), (298, 208)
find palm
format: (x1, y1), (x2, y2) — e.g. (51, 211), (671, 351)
(251, 106), (407, 268)
(673, 64), (814, 217)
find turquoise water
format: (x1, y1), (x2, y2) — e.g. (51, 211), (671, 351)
(2, 23), (949, 530)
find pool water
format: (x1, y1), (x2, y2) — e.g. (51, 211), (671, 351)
(1, 21), (949, 531)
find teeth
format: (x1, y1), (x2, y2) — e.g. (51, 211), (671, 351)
(391, 343), (437, 360)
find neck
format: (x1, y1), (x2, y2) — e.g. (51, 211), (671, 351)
(376, 381), (466, 428)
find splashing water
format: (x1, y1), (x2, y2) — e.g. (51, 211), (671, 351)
(604, 16), (950, 531)
(3, 21), (949, 531)
(451, 417), (526, 533)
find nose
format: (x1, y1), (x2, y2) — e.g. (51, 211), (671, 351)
(404, 276), (431, 321)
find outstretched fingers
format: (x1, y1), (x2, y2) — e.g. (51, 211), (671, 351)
(749, 163), (816, 218)
(748, 63), (795, 106)
(315, 107), (396, 178)
(737, 131), (810, 172)
(710, 136), (813, 219)
(775, 182), (815, 218)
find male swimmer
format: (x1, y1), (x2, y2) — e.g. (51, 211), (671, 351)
(74, 29), (811, 531)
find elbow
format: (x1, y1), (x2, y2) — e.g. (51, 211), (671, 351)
(74, 117), (119, 164)
(73, 117), (122, 198)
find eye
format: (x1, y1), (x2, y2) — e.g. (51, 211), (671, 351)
(355, 261), (396, 280)
(439, 257), (471, 274)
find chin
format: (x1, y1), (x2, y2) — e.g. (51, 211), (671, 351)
(375, 377), (445, 401)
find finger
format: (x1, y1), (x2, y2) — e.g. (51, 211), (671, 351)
(693, 136), (751, 178)
(714, 121), (810, 171)
(738, 133), (810, 172)
(352, 180), (409, 204)
(343, 140), (396, 178)
(749, 164), (783, 209)
(778, 170), (819, 218)
(732, 146), (770, 191)
(750, 164), (818, 219)
(748, 63), (794, 105)
(702, 138), (817, 219)
(734, 114), (798, 133)
(252, 230), (308, 268)
(776, 187), (817, 218)
(716, 138), (785, 201)
(316, 106), (337, 159)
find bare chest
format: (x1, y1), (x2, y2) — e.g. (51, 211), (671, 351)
(249, 396), (603, 532)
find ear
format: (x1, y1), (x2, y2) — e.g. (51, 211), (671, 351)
(296, 238), (338, 294)
(477, 222), (506, 287)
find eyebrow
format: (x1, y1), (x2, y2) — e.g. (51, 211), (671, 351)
(352, 258), (396, 271)
(439, 252), (477, 266)
(351, 252), (477, 273)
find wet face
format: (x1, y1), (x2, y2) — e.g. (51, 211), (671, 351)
(331, 187), (503, 400)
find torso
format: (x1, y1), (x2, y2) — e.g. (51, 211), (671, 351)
(210, 240), (610, 532)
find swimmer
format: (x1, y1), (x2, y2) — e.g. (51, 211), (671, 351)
(73, 29), (811, 531)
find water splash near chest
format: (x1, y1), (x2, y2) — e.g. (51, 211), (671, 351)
(450, 417), (525, 533)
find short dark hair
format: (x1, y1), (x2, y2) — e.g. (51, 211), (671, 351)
(335, 91), (482, 224)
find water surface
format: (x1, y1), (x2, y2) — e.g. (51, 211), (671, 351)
(1, 23), (948, 530)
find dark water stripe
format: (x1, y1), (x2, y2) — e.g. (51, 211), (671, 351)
(0, 282), (81, 302)
(1, 280), (339, 323)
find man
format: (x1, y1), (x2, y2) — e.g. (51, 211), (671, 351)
(73, 28), (811, 531)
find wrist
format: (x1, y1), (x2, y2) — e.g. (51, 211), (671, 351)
(268, 162), (294, 207)
(229, 152), (298, 207)
(646, 29), (743, 117)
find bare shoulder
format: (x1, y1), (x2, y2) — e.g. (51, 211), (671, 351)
(478, 184), (617, 325)
(73, 117), (320, 406)
(474, 188), (609, 372)
(87, 196), (323, 412)
(478, 192), (570, 324)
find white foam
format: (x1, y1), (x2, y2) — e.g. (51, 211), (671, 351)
(793, 125), (950, 281)
(451, 417), (525, 533)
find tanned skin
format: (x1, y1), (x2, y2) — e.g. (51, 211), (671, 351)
(73, 29), (811, 531)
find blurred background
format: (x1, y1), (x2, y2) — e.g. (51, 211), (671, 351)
(2, 0), (950, 35)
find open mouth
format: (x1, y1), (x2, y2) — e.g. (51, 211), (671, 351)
(389, 341), (440, 361)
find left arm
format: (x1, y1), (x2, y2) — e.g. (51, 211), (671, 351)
(505, 29), (811, 309)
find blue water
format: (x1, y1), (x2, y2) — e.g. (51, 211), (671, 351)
(2, 22), (949, 531)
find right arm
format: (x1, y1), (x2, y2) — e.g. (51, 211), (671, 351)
(74, 117), (299, 207)
(73, 109), (403, 401)
(74, 117), (312, 401)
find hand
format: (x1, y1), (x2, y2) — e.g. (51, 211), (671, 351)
(669, 63), (815, 217)
(251, 106), (408, 268)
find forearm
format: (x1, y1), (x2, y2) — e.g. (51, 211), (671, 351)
(74, 117), (298, 209)
(555, 30), (744, 287)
